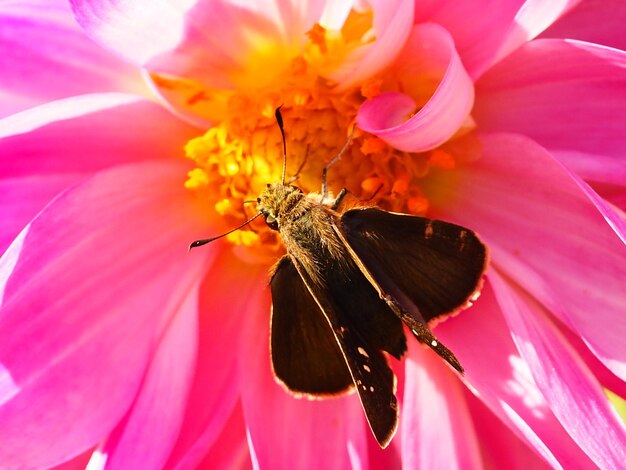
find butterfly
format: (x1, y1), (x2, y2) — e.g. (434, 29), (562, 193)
(190, 108), (488, 447)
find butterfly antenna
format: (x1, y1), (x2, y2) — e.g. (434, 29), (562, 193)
(275, 106), (287, 185)
(188, 212), (263, 251)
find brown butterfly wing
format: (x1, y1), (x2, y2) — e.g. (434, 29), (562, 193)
(270, 256), (353, 395)
(339, 208), (488, 326)
(284, 255), (400, 448)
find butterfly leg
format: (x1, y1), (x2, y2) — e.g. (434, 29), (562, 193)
(321, 126), (356, 202)
(329, 188), (350, 210)
(329, 184), (385, 210)
(381, 294), (464, 374)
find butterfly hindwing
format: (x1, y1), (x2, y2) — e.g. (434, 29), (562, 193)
(287, 255), (400, 448)
(270, 256), (353, 395)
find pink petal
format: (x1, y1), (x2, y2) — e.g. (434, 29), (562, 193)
(495, 0), (583, 63)
(164, 250), (267, 469)
(564, 168), (626, 245)
(70, 0), (195, 68)
(71, 0), (413, 93)
(0, 161), (210, 468)
(436, 278), (595, 467)
(50, 449), (94, 470)
(70, 0), (318, 90)
(464, 389), (551, 469)
(490, 271), (626, 467)
(415, 0), (582, 77)
(431, 133), (626, 382)
(541, 0), (626, 51)
(100, 281), (201, 469)
(0, 94), (198, 173)
(413, 0), (522, 78)
(599, 186), (626, 212)
(401, 342), (482, 468)
(557, 320), (626, 401)
(0, 175), (78, 255)
(329, 0), (414, 89)
(357, 23), (474, 152)
(318, 0), (353, 30)
(475, 39), (626, 188)
(240, 287), (368, 469)
(194, 401), (252, 470)
(0, 0), (146, 117)
(367, 434), (402, 470)
(0, 93), (199, 254)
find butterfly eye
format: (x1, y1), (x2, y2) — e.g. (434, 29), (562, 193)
(265, 214), (279, 230)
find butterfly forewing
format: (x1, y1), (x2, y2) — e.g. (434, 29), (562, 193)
(270, 256), (353, 395)
(339, 208), (487, 325)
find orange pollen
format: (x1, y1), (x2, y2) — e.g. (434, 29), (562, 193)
(360, 136), (387, 155)
(184, 97), (460, 255)
(290, 56), (308, 76)
(361, 78), (384, 99)
(429, 149), (456, 169)
(306, 23), (328, 53)
(176, 11), (462, 256)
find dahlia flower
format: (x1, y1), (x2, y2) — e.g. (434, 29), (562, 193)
(1, 0), (626, 468)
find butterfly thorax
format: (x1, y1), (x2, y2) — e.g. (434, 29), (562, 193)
(258, 183), (349, 278)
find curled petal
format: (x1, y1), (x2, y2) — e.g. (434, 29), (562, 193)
(357, 23), (474, 152)
(0, 161), (210, 468)
(329, 0), (414, 89)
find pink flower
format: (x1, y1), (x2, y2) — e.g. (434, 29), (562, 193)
(1, 0), (626, 468)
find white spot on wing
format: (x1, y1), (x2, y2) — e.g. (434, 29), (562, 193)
(425, 221), (434, 239)
(357, 347), (369, 358)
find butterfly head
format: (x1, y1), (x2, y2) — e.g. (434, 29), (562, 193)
(257, 182), (304, 231)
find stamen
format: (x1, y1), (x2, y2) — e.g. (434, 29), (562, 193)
(177, 8), (461, 257)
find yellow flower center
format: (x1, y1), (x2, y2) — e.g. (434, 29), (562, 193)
(171, 15), (459, 259)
